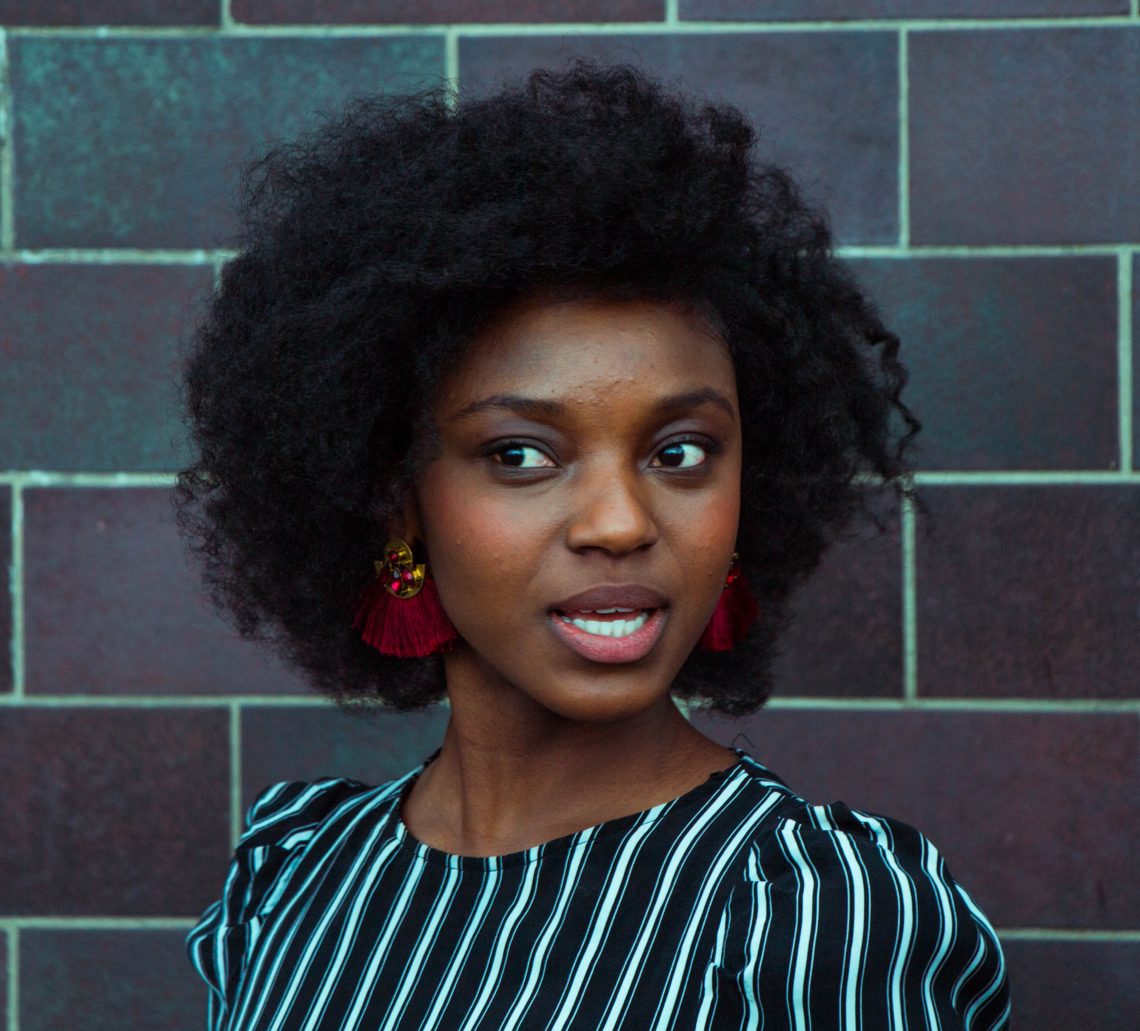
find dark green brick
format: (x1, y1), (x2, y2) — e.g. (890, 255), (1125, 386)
(852, 256), (1118, 470)
(22, 930), (203, 1031)
(682, 0), (1127, 18)
(0, 264), (211, 471)
(12, 37), (445, 248)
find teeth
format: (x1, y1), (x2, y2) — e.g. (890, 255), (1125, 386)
(560, 610), (650, 638)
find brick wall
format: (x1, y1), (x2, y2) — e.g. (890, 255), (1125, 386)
(1, 3), (1136, 1028)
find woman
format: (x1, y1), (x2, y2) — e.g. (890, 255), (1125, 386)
(179, 61), (1010, 1029)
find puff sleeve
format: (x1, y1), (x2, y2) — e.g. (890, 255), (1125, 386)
(705, 800), (1010, 1030)
(185, 778), (367, 1031)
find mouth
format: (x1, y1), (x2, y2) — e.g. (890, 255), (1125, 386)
(547, 584), (671, 663)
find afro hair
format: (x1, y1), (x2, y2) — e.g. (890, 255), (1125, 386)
(174, 59), (922, 717)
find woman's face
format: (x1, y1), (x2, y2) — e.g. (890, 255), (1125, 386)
(411, 293), (742, 724)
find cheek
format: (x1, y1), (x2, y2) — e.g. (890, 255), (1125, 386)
(416, 468), (550, 605)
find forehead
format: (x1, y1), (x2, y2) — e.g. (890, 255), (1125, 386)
(434, 295), (736, 414)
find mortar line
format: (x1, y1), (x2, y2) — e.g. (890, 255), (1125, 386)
(221, 0), (235, 30)
(7, 926), (16, 1031)
(912, 470), (1140, 484)
(444, 28), (459, 100)
(0, 472), (176, 487)
(4, 17), (1136, 38)
(4, 469), (1139, 488)
(213, 254), (225, 292)
(0, 694), (329, 706)
(837, 244), (1128, 258)
(6, 693), (1136, 711)
(1119, 250), (1133, 472)
(996, 927), (1140, 941)
(1133, 0), (1138, 18)
(0, 917), (196, 930)
(2, 244), (1125, 263)
(665, 0), (679, 25)
(230, 702), (242, 847)
(0, 30), (14, 253)
(901, 491), (917, 702)
(0, 918), (1120, 938)
(11, 248), (228, 264)
(897, 28), (909, 249)
(10, 484), (22, 699)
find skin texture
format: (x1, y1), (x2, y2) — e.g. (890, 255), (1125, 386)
(397, 294), (746, 858)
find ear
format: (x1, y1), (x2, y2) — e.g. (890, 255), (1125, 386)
(389, 489), (424, 551)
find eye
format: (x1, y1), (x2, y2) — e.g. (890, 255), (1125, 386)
(651, 441), (710, 469)
(490, 442), (556, 469)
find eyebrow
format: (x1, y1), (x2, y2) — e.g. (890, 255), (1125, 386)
(449, 387), (736, 422)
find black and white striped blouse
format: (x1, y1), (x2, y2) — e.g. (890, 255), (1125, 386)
(187, 745), (1010, 1029)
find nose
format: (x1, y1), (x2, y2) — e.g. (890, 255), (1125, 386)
(564, 463), (659, 556)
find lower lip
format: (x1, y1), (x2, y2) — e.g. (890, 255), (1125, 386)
(548, 609), (667, 664)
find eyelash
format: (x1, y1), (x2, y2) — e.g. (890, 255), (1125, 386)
(484, 436), (722, 472)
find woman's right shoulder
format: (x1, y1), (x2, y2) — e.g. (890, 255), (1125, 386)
(185, 773), (408, 1017)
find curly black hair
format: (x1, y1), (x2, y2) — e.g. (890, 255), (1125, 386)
(174, 59), (922, 718)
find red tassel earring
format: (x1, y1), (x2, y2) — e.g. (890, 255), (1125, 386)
(698, 552), (759, 652)
(353, 538), (458, 658)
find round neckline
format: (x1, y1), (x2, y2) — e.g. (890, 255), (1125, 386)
(388, 746), (751, 870)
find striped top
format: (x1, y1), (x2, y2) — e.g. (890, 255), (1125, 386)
(187, 746), (1010, 1030)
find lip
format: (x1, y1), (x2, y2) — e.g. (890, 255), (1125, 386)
(550, 583), (670, 614)
(549, 607), (667, 664)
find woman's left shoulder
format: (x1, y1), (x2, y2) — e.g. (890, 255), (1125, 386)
(710, 776), (1011, 1030)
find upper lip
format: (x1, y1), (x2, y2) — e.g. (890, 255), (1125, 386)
(551, 584), (669, 613)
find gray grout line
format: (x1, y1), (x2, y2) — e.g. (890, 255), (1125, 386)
(3, 694), (1137, 711)
(4, 470), (1140, 487)
(665, 0), (679, 25)
(0, 471), (176, 487)
(1120, 251), (1133, 472)
(6, 926), (16, 1031)
(897, 28), (909, 250)
(996, 927), (1140, 942)
(230, 702), (242, 848)
(0, 695), (331, 706)
(221, 0), (234, 30)
(0, 917), (1135, 938)
(10, 248), (228, 264)
(838, 244), (1135, 258)
(2, 246), (1131, 264)
(0, 29), (13, 254)
(0, 918), (196, 930)
(4, 17), (1137, 36)
(10, 484), (22, 700)
(901, 492), (917, 702)
(444, 28), (459, 96)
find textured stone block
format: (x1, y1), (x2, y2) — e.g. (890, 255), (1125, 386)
(11, 37), (444, 248)
(682, 0), (1127, 18)
(0, 0), (217, 24)
(852, 256), (1118, 470)
(773, 500), (903, 697)
(242, 704), (449, 807)
(914, 485), (1140, 699)
(690, 708), (1139, 928)
(460, 32), (898, 245)
(0, 708), (229, 915)
(910, 28), (1139, 244)
(23, 487), (311, 696)
(232, 0), (662, 22)
(0, 486), (11, 693)
(1001, 939), (1140, 1031)
(0, 264), (210, 471)
(21, 930), (202, 1031)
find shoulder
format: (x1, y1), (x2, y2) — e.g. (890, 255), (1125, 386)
(712, 759), (1010, 1030)
(185, 773), (403, 1018)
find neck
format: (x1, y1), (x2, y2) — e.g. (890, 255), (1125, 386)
(402, 656), (735, 857)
